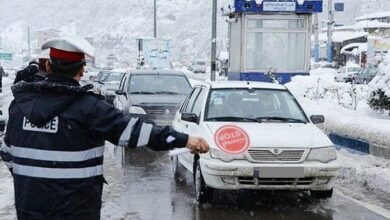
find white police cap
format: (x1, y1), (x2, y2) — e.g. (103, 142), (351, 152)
(41, 35), (95, 59)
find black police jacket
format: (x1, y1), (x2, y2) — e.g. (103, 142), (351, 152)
(0, 74), (188, 217)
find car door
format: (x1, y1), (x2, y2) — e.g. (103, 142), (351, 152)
(175, 87), (202, 170)
(183, 87), (208, 168)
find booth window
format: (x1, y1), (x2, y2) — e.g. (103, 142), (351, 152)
(245, 15), (308, 72)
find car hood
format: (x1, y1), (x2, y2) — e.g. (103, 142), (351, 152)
(129, 94), (187, 105)
(205, 122), (332, 149)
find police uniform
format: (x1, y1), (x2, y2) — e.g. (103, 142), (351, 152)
(0, 36), (189, 220)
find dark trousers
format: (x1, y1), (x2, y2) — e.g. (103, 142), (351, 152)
(17, 211), (100, 220)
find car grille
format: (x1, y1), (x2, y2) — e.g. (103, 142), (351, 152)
(248, 149), (305, 162)
(238, 177), (315, 186)
(140, 104), (180, 122)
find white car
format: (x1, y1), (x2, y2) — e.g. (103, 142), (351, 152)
(335, 66), (361, 83)
(192, 61), (207, 74)
(172, 81), (339, 203)
(100, 70), (125, 95)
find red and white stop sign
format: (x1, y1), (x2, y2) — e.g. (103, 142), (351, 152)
(214, 125), (250, 154)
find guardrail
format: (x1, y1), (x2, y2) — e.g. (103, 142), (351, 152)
(328, 133), (390, 159)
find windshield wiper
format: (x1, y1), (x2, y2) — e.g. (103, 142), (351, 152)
(129, 91), (156, 94)
(207, 116), (262, 123)
(155, 91), (182, 95)
(256, 117), (307, 124)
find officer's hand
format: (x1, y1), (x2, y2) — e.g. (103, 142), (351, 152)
(186, 137), (209, 154)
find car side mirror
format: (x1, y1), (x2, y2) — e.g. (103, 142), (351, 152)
(181, 113), (199, 124)
(115, 90), (126, 96)
(310, 115), (325, 124)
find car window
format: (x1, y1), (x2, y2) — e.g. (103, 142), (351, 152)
(184, 87), (201, 113)
(180, 88), (196, 113)
(191, 88), (207, 117)
(205, 89), (308, 122)
(101, 73), (110, 82)
(128, 74), (191, 95)
(106, 72), (124, 82)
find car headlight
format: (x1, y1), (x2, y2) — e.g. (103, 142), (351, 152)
(210, 148), (246, 162)
(307, 146), (337, 163)
(129, 106), (147, 114)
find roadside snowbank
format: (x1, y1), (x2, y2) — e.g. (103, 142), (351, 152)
(286, 58), (390, 149)
(299, 100), (390, 147)
(337, 149), (390, 194)
(0, 163), (15, 218)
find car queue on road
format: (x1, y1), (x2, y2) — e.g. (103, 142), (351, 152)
(92, 67), (340, 204)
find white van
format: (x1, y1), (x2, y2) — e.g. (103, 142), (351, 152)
(192, 61), (207, 74)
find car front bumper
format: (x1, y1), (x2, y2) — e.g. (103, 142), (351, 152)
(200, 158), (339, 191)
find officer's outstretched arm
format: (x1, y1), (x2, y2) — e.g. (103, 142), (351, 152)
(90, 100), (208, 153)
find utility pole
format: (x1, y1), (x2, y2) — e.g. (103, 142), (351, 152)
(314, 13), (320, 62)
(154, 0), (157, 38)
(327, 0), (334, 63)
(27, 26), (31, 61)
(211, 0), (217, 81)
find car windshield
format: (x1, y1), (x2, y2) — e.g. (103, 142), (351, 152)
(205, 89), (308, 123)
(102, 73), (111, 82)
(128, 74), (191, 95)
(106, 72), (124, 82)
(97, 72), (109, 81)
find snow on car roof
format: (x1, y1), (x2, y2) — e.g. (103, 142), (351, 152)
(314, 32), (368, 43)
(128, 69), (185, 75)
(356, 11), (390, 21)
(195, 81), (287, 90)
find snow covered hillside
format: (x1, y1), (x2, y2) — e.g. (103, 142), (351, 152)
(0, 0), (230, 64)
(1, 0), (389, 65)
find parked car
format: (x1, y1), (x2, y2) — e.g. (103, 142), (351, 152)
(101, 70), (126, 104)
(352, 65), (380, 84)
(192, 61), (207, 74)
(92, 70), (111, 94)
(335, 66), (361, 83)
(172, 81), (339, 203)
(114, 69), (192, 126)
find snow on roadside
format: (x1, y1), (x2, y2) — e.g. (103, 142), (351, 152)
(286, 62), (390, 146)
(0, 163), (16, 219)
(298, 100), (390, 147)
(337, 149), (390, 202)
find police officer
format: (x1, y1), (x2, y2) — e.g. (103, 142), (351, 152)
(13, 50), (50, 84)
(0, 36), (209, 220)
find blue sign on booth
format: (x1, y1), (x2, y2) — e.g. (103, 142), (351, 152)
(334, 3), (344, 12)
(234, 0), (323, 14)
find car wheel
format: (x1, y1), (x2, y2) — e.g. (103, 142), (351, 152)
(194, 160), (213, 203)
(171, 156), (186, 181)
(351, 78), (356, 84)
(310, 188), (333, 199)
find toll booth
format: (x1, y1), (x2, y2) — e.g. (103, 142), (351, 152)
(227, 0), (322, 84)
